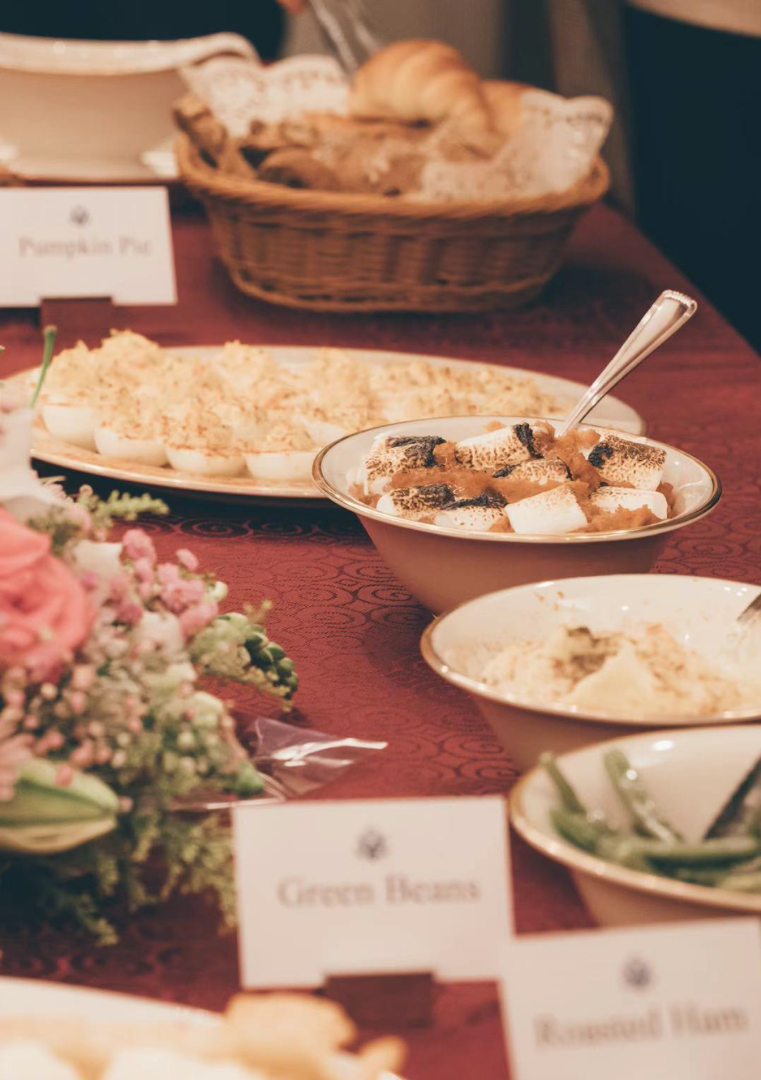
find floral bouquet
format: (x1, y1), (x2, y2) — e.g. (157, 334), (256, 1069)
(0, 356), (298, 942)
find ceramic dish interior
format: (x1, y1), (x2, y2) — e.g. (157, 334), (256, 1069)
(14, 348), (645, 503)
(0, 979), (403, 1080)
(511, 725), (761, 923)
(0, 32), (254, 181)
(314, 415), (720, 544)
(423, 575), (761, 725)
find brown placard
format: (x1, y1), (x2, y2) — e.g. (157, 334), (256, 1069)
(40, 297), (116, 344)
(323, 971), (434, 1028)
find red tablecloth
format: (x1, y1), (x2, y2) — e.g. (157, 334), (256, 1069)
(1, 204), (760, 1080)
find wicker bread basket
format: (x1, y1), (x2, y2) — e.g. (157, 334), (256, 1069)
(176, 134), (609, 313)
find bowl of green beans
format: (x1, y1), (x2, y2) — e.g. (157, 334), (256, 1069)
(511, 725), (761, 927)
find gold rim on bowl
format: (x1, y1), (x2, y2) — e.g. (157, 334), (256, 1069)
(312, 416), (722, 545)
(510, 726), (761, 915)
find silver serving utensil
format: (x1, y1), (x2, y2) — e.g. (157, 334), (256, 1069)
(556, 290), (698, 437)
(308, 0), (383, 75)
(737, 592), (761, 630)
(717, 590), (761, 665)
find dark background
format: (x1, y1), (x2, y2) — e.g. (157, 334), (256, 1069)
(624, 9), (761, 354)
(0, 2), (286, 59)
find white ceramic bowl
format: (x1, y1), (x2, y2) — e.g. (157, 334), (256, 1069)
(422, 574), (761, 771)
(0, 32), (255, 179)
(511, 725), (761, 927)
(313, 416), (721, 613)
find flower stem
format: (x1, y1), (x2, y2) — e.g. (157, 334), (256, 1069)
(30, 325), (58, 408)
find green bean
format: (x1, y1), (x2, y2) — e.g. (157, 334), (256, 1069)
(603, 749), (683, 843)
(596, 834), (654, 871)
(550, 809), (617, 854)
(714, 871), (761, 894)
(640, 835), (761, 865)
(673, 867), (731, 887)
(672, 856), (761, 886)
(540, 753), (587, 814)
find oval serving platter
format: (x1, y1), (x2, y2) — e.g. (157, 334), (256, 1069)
(14, 345), (645, 503)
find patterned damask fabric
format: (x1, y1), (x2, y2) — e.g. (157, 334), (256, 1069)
(0, 204), (758, 1080)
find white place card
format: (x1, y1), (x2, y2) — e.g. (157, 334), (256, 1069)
(234, 796), (511, 988)
(500, 919), (761, 1080)
(0, 187), (176, 306)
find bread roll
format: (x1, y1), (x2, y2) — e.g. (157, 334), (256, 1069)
(258, 148), (343, 191)
(173, 93), (228, 165)
(350, 39), (493, 132)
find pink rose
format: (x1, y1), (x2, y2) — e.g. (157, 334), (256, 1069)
(179, 599), (219, 639)
(122, 528), (157, 566)
(156, 562), (205, 613)
(176, 548), (199, 572)
(0, 510), (95, 681)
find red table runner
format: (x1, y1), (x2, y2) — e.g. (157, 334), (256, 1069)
(1, 204), (760, 1080)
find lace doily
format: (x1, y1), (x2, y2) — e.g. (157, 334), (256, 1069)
(181, 54), (612, 202)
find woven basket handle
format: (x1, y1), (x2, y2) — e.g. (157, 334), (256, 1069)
(307, 0), (383, 74)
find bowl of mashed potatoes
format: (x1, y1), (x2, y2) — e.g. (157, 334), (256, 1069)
(314, 416), (720, 612)
(421, 574), (761, 770)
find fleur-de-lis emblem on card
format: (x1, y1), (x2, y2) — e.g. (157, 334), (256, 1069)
(356, 828), (388, 861)
(70, 205), (90, 227)
(622, 956), (653, 990)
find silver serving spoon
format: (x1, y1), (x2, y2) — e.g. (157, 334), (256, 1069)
(556, 289), (698, 436)
(737, 592), (761, 630)
(718, 591), (761, 663)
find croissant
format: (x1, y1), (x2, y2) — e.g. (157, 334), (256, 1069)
(350, 39), (493, 132)
(257, 148), (343, 191)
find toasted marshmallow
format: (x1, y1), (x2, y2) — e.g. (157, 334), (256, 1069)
(360, 434), (445, 496)
(493, 457), (569, 484)
(376, 483), (454, 521)
(94, 426), (168, 467)
(505, 484), (588, 535)
(435, 492), (506, 531)
(245, 450), (315, 482)
(589, 487), (668, 521)
(454, 423), (538, 471)
(587, 435), (665, 491)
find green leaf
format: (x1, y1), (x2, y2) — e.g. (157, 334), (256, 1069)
(30, 324), (58, 408)
(0, 760), (119, 826)
(0, 817), (116, 854)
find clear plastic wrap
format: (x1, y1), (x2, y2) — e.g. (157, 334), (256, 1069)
(174, 717), (387, 810)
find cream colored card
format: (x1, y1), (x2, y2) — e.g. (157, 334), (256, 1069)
(0, 187), (176, 305)
(234, 796), (511, 988)
(500, 919), (761, 1079)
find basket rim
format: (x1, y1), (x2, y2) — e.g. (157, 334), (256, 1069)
(175, 134), (610, 221)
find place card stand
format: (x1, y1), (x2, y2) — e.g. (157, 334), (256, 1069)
(40, 296), (117, 342)
(323, 971), (434, 1028)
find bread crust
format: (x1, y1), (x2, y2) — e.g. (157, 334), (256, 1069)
(349, 39), (493, 131)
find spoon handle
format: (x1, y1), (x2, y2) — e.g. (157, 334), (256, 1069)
(556, 290), (698, 437)
(308, 0), (382, 75)
(737, 591), (761, 627)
